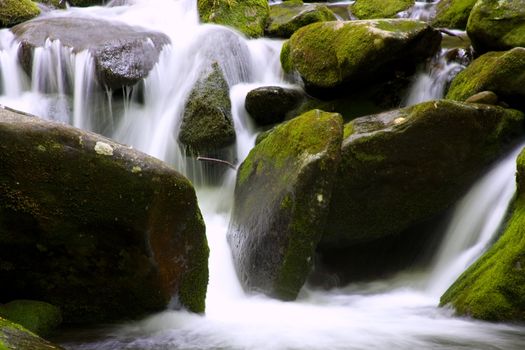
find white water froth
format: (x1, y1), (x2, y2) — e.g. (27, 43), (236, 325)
(0, 1), (524, 349)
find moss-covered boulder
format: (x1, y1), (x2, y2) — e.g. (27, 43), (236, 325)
(440, 148), (525, 321)
(432, 0), (477, 30)
(198, 0), (269, 38)
(0, 107), (208, 323)
(12, 17), (169, 90)
(179, 63), (235, 162)
(266, 1), (336, 38)
(321, 100), (524, 248)
(446, 48), (525, 111)
(0, 0), (40, 28)
(0, 300), (61, 338)
(245, 86), (303, 126)
(0, 317), (63, 350)
(281, 19), (441, 90)
(350, 0), (415, 19)
(467, 0), (525, 53)
(228, 109), (343, 300)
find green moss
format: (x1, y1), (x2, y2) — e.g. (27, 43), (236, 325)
(198, 0), (269, 38)
(0, 300), (62, 337)
(440, 159), (525, 321)
(0, 0), (40, 28)
(446, 48), (525, 105)
(266, 2), (336, 38)
(281, 19), (440, 88)
(0, 316), (62, 350)
(432, 0), (477, 30)
(350, 0), (414, 19)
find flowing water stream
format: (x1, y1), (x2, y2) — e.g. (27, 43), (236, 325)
(1, 0), (524, 349)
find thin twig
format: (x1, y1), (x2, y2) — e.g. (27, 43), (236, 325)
(197, 156), (237, 170)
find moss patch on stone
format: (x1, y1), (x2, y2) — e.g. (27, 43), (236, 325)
(440, 149), (525, 321)
(350, 0), (414, 19)
(446, 48), (525, 110)
(0, 0), (40, 28)
(0, 316), (63, 350)
(266, 2), (336, 38)
(432, 0), (477, 30)
(280, 19), (441, 89)
(198, 0), (269, 38)
(0, 300), (61, 337)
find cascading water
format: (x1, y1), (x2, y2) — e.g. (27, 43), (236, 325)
(1, 0), (524, 349)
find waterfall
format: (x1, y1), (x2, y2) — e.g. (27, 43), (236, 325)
(2, 1), (525, 349)
(426, 143), (524, 296)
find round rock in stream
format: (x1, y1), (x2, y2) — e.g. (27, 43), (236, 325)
(11, 17), (170, 89)
(0, 107), (208, 323)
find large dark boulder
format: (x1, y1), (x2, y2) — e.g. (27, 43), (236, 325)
(266, 1), (336, 38)
(0, 0), (40, 28)
(228, 109), (343, 300)
(440, 147), (525, 321)
(198, 0), (269, 38)
(69, 0), (106, 6)
(467, 0), (525, 53)
(321, 100), (524, 248)
(0, 317), (63, 350)
(446, 48), (525, 111)
(281, 19), (441, 91)
(12, 17), (170, 90)
(245, 86), (303, 126)
(0, 107), (208, 323)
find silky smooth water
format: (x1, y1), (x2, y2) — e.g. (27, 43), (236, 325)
(0, 1), (524, 349)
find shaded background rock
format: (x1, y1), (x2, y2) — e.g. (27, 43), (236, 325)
(350, 0), (415, 19)
(12, 17), (170, 90)
(0, 108), (208, 323)
(228, 110), (342, 301)
(245, 86), (303, 126)
(432, 0), (477, 30)
(0, 300), (62, 338)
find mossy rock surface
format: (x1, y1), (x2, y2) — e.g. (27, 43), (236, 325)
(198, 0), (269, 38)
(0, 0), (40, 28)
(440, 148), (525, 321)
(179, 63), (235, 154)
(432, 0), (477, 30)
(0, 107), (208, 323)
(467, 0), (525, 53)
(0, 300), (61, 338)
(350, 0), (414, 19)
(446, 48), (525, 111)
(281, 19), (441, 90)
(266, 2), (336, 38)
(0, 317), (63, 350)
(12, 17), (169, 89)
(245, 86), (303, 126)
(228, 109), (343, 300)
(322, 100), (524, 248)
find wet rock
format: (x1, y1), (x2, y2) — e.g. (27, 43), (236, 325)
(440, 147), (525, 321)
(245, 86), (303, 126)
(179, 63), (235, 161)
(467, 0), (525, 53)
(432, 0), (477, 30)
(446, 48), (525, 111)
(350, 0), (415, 19)
(198, 0), (269, 38)
(0, 107), (208, 323)
(0, 0), (40, 28)
(465, 91), (498, 105)
(0, 317), (64, 350)
(0, 300), (61, 338)
(281, 19), (441, 91)
(322, 100), (524, 248)
(228, 109), (343, 301)
(68, 0), (105, 6)
(12, 17), (170, 89)
(266, 1), (336, 38)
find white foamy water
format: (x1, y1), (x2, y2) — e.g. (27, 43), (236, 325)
(0, 1), (524, 349)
